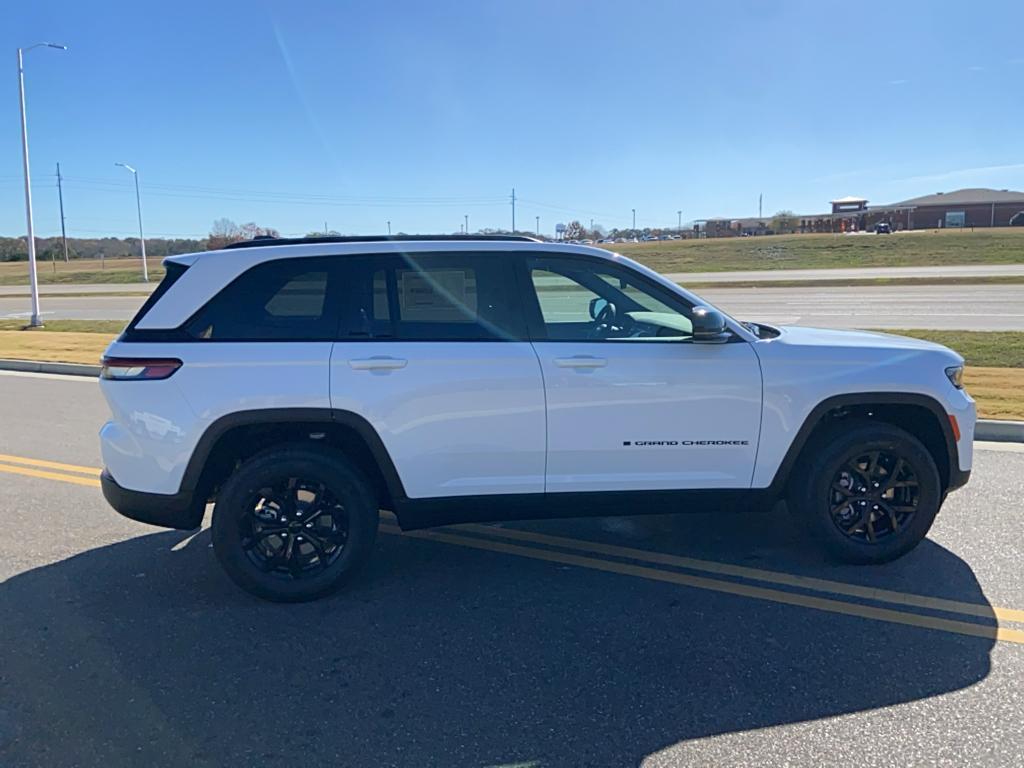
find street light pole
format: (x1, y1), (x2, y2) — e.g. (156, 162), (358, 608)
(535, 215), (539, 236)
(115, 162), (148, 282)
(632, 208), (636, 231)
(17, 42), (67, 327)
(387, 220), (391, 235)
(464, 214), (468, 234)
(677, 210), (682, 232)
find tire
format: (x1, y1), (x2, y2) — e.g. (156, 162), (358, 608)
(789, 421), (942, 564)
(211, 445), (379, 602)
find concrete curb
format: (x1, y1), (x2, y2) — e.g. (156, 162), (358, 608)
(0, 357), (1022, 443)
(976, 419), (1024, 443)
(0, 358), (101, 377)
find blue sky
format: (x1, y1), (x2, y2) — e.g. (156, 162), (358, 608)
(3, 0), (1024, 239)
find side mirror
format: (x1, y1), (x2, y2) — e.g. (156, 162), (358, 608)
(589, 297), (609, 320)
(691, 306), (730, 343)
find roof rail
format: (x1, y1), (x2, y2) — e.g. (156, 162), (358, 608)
(222, 234), (542, 250)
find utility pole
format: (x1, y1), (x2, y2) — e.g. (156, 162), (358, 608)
(56, 163), (69, 263)
(677, 210), (682, 232)
(18, 42), (67, 327)
(511, 188), (516, 233)
(535, 215), (540, 236)
(590, 218), (594, 233)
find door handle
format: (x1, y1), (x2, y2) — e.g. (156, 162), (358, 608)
(348, 356), (408, 371)
(554, 356), (607, 369)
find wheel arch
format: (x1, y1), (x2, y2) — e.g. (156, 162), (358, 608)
(768, 393), (958, 496)
(180, 408), (408, 511)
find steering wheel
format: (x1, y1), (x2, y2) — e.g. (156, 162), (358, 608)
(589, 301), (633, 338)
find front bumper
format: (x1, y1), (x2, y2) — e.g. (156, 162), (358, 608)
(101, 469), (204, 530)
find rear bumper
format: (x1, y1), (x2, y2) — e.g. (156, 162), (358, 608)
(948, 468), (971, 492)
(101, 469), (204, 530)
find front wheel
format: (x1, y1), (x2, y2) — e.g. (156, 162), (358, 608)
(212, 446), (379, 602)
(789, 422), (942, 564)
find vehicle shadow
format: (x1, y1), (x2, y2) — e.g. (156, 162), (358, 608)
(0, 507), (996, 768)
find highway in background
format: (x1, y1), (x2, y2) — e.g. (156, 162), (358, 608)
(3, 282), (1024, 331)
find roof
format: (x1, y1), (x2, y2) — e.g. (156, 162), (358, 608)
(890, 188), (1024, 207)
(829, 196), (868, 204)
(223, 234), (540, 249)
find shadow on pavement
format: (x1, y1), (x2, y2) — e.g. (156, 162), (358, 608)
(0, 507), (995, 767)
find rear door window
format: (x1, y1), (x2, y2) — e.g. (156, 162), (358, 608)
(339, 252), (527, 341)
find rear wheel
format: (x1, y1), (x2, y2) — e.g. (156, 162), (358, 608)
(789, 422), (942, 564)
(212, 446), (379, 601)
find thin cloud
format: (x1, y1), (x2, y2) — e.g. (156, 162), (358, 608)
(887, 163), (1024, 185)
(889, 78), (908, 85)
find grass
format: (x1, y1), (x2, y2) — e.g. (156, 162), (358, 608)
(605, 227), (1024, 274)
(0, 258), (164, 286)
(1, 326), (1022, 419)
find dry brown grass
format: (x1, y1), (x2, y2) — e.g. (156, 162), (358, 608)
(0, 330), (111, 365)
(963, 367), (1024, 421)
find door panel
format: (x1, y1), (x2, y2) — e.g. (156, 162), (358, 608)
(523, 254), (762, 492)
(536, 341), (762, 491)
(331, 342), (546, 498)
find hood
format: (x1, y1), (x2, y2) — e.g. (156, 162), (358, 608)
(770, 325), (962, 364)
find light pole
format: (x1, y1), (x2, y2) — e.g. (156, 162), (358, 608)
(18, 41), (67, 327)
(387, 220), (391, 235)
(535, 215), (539, 236)
(631, 208), (636, 232)
(464, 214), (469, 235)
(677, 210), (682, 232)
(114, 163), (148, 282)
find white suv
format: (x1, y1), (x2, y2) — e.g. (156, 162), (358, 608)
(99, 235), (975, 601)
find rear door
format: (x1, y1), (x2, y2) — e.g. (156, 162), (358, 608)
(329, 251), (546, 499)
(522, 254), (763, 493)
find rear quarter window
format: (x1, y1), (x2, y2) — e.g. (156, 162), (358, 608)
(185, 257), (337, 341)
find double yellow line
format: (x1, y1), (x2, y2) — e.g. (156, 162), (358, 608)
(0, 452), (101, 487)
(1, 452), (1022, 645)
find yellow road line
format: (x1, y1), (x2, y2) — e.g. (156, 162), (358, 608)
(0, 453), (101, 476)
(380, 524), (1024, 646)
(457, 523), (1024, 624)
(0, 462), (100, 488)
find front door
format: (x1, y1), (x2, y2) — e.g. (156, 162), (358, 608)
(522, 254), (762, 493)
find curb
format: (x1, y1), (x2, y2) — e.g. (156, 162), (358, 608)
(0, 357), (1022, 443)
(0, 359), (101, 377)
(976, 419), (1024, 443)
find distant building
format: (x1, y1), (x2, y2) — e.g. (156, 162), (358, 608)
(699, 188), (1024, 237)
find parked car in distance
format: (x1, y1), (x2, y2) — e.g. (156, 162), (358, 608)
(875, 222), (892, 234)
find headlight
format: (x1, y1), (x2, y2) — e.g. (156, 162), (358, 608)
(945, 365), (964, 389)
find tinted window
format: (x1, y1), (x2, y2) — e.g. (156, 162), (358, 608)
(186, 258), (335, 341)
(527, 256), (695, 341)
(340, 253), (526, 341)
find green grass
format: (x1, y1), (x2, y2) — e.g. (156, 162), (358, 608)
(875, 330), (1024, 368)
(605, 228), (1024, 274)
(0, 258), (165, 286)
(0, 319), (126, 334)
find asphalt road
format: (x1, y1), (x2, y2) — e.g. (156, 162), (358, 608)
(0, 370), (1022, 767)
(3, 283), (1024, 331)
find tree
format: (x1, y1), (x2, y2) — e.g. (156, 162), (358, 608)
(207, 219), (279, 250)
(564, 220), (584, 240)
(771, 210), (797, 234)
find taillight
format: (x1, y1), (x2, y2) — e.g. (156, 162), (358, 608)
(100, 357), (182, 381)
